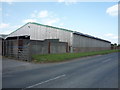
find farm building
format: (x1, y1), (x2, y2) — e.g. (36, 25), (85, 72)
(0, 34), (7, 56)
(4, 22), (111, 61)
(0, 37), (3, 56)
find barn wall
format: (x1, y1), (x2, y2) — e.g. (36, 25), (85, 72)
(30, 40), (48, 54)
(6, 22), (111, 54)
(29, 24), (73, 46)
(30, 39), (68, 55)
(73, 34), (111, 52)
(7, 24), (30, 38)
(5, 39), (30, 61)
(6, 23), (73, 49)
(5, 39), (18, 58)
(0, 38), (2, 55)
(5, 38), (68, 61)
(0, 38), (6, 56)
(50, 42), (68, 54)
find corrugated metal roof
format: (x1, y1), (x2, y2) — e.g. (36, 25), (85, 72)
(29, 22), (73, 32)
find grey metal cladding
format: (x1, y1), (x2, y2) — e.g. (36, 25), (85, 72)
(6, 22), (111, 48)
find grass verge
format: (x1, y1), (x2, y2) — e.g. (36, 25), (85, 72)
(32, 49), (120, 63)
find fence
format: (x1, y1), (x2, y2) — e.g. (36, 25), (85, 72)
(4, 38), (68, 61)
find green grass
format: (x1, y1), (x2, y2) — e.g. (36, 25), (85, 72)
(32, 49), (120, 63)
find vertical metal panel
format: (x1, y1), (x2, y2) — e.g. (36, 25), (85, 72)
(7, 24), (31, 38)
(73, 34), (111, 48)
(29, 24), (72, 46)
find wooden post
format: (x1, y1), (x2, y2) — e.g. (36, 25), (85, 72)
(66, 43), (68, 53)
(17, 36), (19, 59)
(48, 42), (51, 54)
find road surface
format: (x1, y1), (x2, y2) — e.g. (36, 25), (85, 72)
(2, 52), (119, 88)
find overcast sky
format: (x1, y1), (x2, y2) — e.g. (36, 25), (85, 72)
(0, 1), (118, 44)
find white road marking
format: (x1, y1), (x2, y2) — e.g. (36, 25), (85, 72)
(102, 59), (112, 63)
(25, 74), (66, 88)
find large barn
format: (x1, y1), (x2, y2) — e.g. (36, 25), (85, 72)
(4, 22), (111, 61)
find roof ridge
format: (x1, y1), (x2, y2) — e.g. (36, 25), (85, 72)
(29, 22), (73, 32)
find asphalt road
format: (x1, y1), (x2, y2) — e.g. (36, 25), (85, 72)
(2, 52), (119, 88)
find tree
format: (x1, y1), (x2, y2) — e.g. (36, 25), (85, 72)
(111, 43), (117, 49)
(117, 44), (120, 49)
